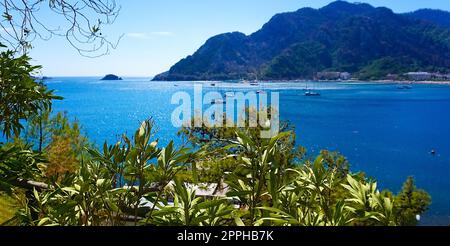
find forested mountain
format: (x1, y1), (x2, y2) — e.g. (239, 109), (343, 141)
(405, 9), (450, 28)
(153, 1), (450, 81)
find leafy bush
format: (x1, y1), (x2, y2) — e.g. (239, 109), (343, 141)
(3, 120), (430, 226)
(0, 46), (61, 139)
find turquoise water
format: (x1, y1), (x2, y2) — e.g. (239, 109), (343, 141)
(46, 77), (450, 225)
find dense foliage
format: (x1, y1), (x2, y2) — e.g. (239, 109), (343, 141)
(0, 192), (17, 223)
(0, 119), (431, 226)
(154, 1), (450, 81)
(405, 9), (450, 28)
(0, 45), (61, 139)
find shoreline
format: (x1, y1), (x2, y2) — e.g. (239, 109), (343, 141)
(151, 78), (450, 85)
(280, 79), (450, 85)
(349, 80), (450, 85)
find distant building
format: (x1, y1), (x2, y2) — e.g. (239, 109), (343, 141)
(317, 72), (340, 80)
(317, 71), (351, 80)
(432, 73), (446, 80)
(405, 72), (432, 81)
(430, 73), (450, 81)
(340, 72), (351, 80)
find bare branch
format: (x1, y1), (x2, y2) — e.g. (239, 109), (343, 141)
(0, 0), (121, 57)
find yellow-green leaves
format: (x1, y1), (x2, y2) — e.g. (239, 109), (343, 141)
(342, 175), (396, 226)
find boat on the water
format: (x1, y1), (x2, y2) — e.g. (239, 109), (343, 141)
(304, 81), (321, 96)
(304, 90), (321, 96)
(211, 99), (226, 105)
(225, 92), (234, 98)
(250, 73), (259, 86)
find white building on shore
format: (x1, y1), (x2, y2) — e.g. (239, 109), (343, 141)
(405, 72), (432, 81)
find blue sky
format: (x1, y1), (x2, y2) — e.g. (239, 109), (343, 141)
(29, 0), (450, 77)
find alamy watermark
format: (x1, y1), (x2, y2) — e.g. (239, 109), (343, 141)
(171, 84), (280, 138)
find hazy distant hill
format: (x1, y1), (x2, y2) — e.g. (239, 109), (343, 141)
(153, 1), (450, 81)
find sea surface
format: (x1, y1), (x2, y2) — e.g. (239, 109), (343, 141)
(46, 77), (450, 225)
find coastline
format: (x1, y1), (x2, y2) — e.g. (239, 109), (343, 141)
(151, 78), (450, 85)
(351, 80), (450, 85)
(291, 79), (450, 85)
(276, 79), (450, 85)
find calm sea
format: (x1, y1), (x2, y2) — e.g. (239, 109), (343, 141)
(46, 77), (450, 225)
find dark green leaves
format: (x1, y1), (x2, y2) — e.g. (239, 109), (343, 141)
(0, 49), (61, 139)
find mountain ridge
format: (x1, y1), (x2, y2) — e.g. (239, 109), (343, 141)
(153, 1), (450, 81)
(404, 9), (450, 28)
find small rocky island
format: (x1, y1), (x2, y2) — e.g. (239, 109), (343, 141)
(101, 74), (123, 80)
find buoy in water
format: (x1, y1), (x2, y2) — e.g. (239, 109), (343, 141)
(430, 149), (436, 155)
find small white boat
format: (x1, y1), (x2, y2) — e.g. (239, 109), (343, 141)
(225, 92), (234, 97)
(304, 81), (320, 96)
(211, 99), (226, 105)
(304, 90), (321, 96)
(250, 74), (259, 86)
